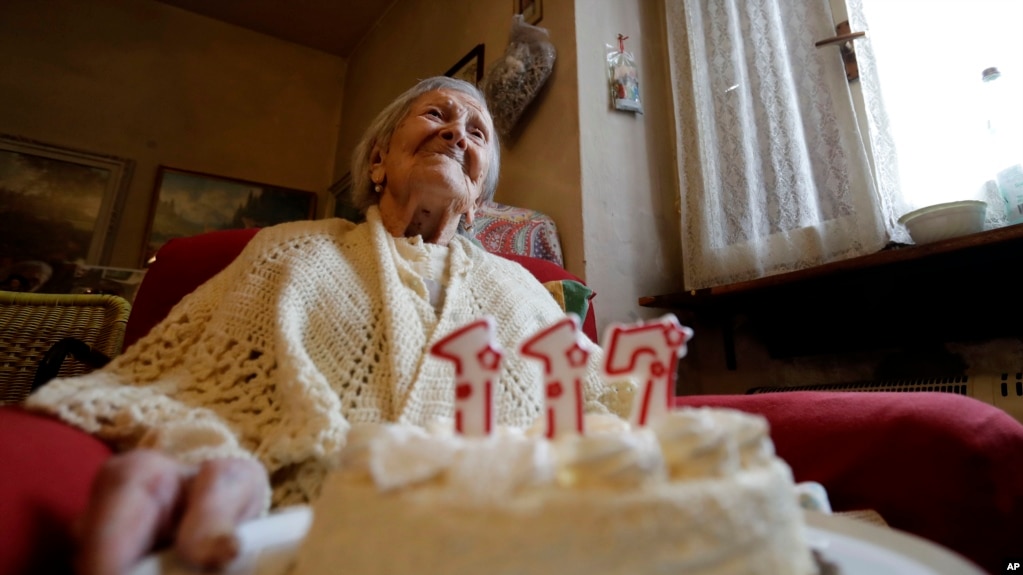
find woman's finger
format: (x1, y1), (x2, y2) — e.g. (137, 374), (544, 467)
(75, 451), (193, 575)
(174, 457), (269, 570)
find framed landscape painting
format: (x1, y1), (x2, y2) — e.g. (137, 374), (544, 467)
(143, 167), (317, 265)
(0, 135), (133, 291)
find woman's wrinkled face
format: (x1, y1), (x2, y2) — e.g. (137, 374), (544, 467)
(370, 88), (494, 244)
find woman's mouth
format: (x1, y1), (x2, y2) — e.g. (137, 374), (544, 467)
(422, 149), (468, 174)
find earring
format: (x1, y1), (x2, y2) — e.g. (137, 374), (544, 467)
(462, 219), (475, 234)
(374, 184), (382, 193)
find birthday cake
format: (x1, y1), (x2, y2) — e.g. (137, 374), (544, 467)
(292, 410), (817, 575)
(290, 315), (818, 574)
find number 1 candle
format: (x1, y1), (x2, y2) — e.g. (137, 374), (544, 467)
(430, 316), (504, 437)
(519, 314), (593, 439)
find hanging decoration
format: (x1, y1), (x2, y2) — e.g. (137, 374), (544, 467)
(606, 34), (643, 114)
(481, 15), (557, 138)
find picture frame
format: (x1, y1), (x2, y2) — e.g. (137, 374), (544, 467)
(444, 43), (485, 86)
(328, 173), (363, 223)
(514, 0), (543, 25)
(0, 134), (133, 279)
(142, 167), (317, 265)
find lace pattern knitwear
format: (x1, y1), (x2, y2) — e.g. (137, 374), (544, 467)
(26, 207), (615, 508)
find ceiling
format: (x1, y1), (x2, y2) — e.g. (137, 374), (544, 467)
(154, 0), (397, 58)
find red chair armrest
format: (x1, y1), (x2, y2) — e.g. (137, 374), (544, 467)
(675, 391), (1023, 573)
(0, 407), (112, 575)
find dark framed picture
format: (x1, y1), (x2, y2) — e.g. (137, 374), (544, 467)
(328, 173), (363, 223)
(0, 134), (133, 292)
(445, 43), (485, 86)
(514, 0), (543, 25)
(143, 167), (317, 265)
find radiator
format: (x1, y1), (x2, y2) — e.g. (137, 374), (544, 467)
(748, 372), (1023, 424)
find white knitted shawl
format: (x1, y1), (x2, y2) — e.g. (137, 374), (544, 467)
(27, 207), (621, 506)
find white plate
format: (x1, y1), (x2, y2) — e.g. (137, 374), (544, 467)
(129, 508), (986, 575)
(805, 511), (986, 575)
(127, 506), (313, 575)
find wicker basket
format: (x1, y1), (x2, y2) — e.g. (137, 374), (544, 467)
(0, 291), (131, 405)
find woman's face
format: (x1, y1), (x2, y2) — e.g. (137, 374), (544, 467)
(370, 88), (494, 244)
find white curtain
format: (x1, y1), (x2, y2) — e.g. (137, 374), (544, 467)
(664, 0), (895, 290)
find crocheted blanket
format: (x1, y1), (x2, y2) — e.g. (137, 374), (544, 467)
(26, 208), (624, 506)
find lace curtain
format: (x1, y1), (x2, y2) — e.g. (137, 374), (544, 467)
(664, 0), (896, 290)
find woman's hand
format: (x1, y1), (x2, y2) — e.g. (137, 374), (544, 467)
(75, 450), (269, 575)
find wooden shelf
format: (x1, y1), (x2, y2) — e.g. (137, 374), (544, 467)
(640, 225), (1023, 367)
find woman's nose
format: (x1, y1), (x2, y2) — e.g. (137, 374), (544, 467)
(441, 124), (468, 149)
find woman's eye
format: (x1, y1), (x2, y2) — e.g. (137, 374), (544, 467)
(426, 109), (442, 118)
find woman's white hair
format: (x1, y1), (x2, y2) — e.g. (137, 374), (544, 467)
(349, 76), (501, 216)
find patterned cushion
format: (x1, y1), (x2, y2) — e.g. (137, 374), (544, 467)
(474, 202), (564, 266)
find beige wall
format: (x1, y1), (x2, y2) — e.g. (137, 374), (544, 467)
(0, 0), (345, 267)
(575, 0), (683, 333)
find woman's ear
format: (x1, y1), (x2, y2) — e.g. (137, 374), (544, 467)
(469, 191), (489, 216)
(369, 145), (386, 186)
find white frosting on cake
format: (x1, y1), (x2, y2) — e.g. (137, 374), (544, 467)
(292, 408), (818, 575)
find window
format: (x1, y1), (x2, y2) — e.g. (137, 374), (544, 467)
(843, 0), (1023, 214)
(665, 0), (1023, 290)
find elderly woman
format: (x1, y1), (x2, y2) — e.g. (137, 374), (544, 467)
(25, 76), (622, 574)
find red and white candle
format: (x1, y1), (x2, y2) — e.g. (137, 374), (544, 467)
(518, 315), (592, 439)
(430, 316), (504, 437)
(602, 314), (693, 427)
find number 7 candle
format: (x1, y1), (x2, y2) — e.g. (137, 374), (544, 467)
(430, 316), (504, 437)
(602, 314), (693, 427)
(518, 314), (593, 439)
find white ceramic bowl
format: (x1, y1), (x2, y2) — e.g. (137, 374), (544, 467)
(897, 200), (987, 245)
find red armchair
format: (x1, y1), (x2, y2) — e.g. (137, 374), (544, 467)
(2, 228), (1022, 575)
